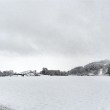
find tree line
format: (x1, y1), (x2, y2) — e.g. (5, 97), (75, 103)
(0, 59), (110, 76)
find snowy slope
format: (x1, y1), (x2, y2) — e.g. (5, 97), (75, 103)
(0, 76), (110, 110)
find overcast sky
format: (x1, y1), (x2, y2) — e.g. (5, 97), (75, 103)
(0, 0), (110, 72)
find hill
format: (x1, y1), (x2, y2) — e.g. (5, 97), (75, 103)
(68, 59), (110, 76)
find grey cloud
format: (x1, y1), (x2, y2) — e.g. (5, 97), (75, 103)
(0, 0), (110, 57)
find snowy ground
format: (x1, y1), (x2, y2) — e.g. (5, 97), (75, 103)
(0, 76), (110, 110)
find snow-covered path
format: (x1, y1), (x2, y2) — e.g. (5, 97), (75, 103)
(0, 76), (110, 110)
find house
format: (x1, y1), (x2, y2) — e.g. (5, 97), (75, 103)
(13, 70), (40, 76)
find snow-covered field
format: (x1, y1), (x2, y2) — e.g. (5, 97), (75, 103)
(0, 76), (110, 110)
